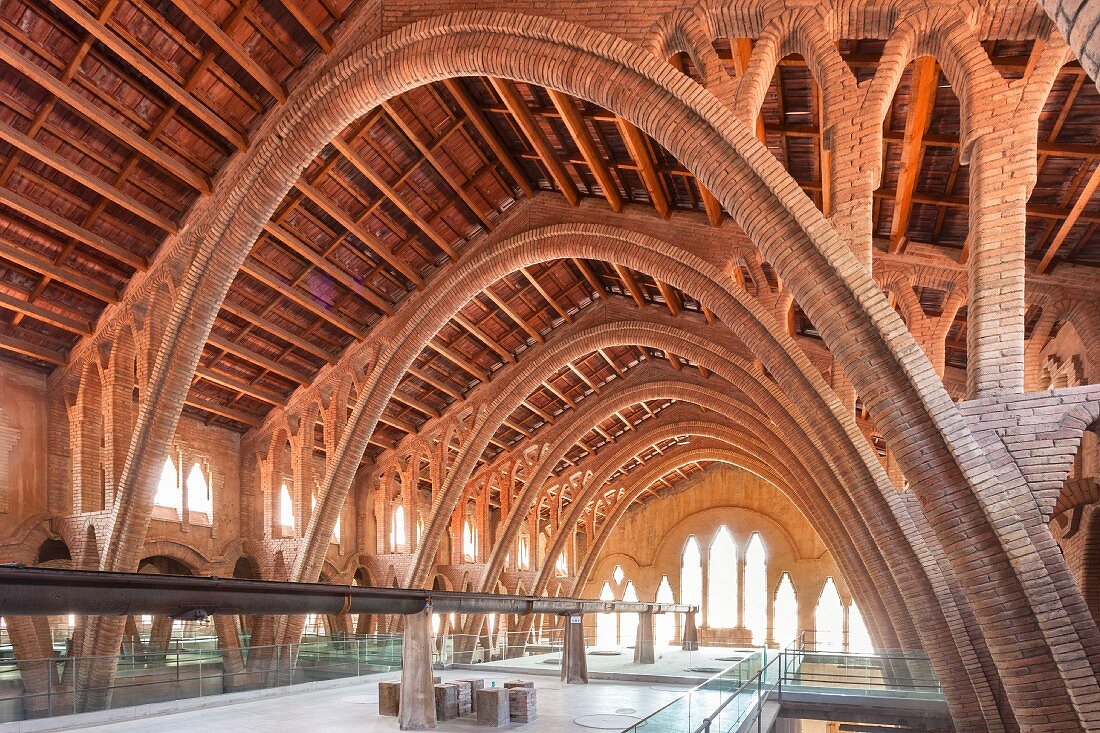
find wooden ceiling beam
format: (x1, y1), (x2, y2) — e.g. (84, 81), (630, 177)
(655, 279), (682, 317)
(295, 180), (424, 288)
(1036, 163), (1100, 273)
(597, 348), (625, 379)
(428, 340), (487, 382)
(273, 0), (333, 51)
(44, 0), (247, 149)
(567, 362), (600, 394)
(0, 44), (210, 193)
(193, 365), (286, 406)
(572, 258), (608, 298)
(0, 288), (91, 335)
(261, 223), (392, 315)
(331, 137), (456, 259)
(219, 301), (336, 364)
(502, 418), (533, 439)
(185, 393), (262, 426)
(0, 331), (66, 365)
(406, 366), (463, 402)
(616, 119), (671, 219)
(520, 266), (572, 324)
(378, 411), (418, 434)
(521, 399), (555, 424)
(0, 234), (118, 303)
(0, 120), (173, 242)
(482, 290), (543, 344)
(889, 56), (938, 253)
(0, 186), (147, 273)
(612, 264), (647, 308)
(382, 101), (496, 232)
(542, 380), (577, 409)
(443, 79), (534, 200)
(240, 259), (367, 339)
(206, 333), (311, 384)
(546, 88), (622, 212)
(489, 77), (580, 206)
(389, 390), (441, 419)
(453, 313), (515, 363)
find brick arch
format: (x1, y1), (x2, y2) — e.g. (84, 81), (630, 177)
(83, 10), (1095, 727)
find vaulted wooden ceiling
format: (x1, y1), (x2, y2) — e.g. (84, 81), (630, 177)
(0, 0), (1098, 481)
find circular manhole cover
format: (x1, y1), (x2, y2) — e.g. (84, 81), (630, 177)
(687, 666), (724, 673)
(615, 707), (637, 714)
(715, 656), (744, 662)
(574, 714), (644, 729)
(542, 657), (562, 665)
(589, 650), (622, 656)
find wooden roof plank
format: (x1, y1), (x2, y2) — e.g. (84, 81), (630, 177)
(0, 331), (66, 365)
(0, 288), (91, 335)
(1037, 163), (1100, 273)
(616, 119), (670, 219)
(273, 0), (333, 51)
(194, 365), (286, 406)
(185, 393), (262, 426)
(443, 78), (534, 199)
(0, 234), (119, 303)
(546, 88), (622, 212)
(889, 56), (938, 252)
(240, 258), (367, 339)
(219, 300), (336, 364)
(206, 332), (311, 383)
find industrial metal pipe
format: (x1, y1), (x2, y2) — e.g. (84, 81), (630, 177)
(0, 566), (695, 619)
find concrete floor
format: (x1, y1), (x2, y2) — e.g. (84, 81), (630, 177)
(66, 670), (696, 733)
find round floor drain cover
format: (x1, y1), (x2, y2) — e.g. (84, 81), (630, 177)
(574, 714), (643, 729)
(687, 666), (723, 673)
(542, 657), (562, 664)
(589, 650), (622, 656)
(615, 707), (637, 714)
(715, 656), (744, 662)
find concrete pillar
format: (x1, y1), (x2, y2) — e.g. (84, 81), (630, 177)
(634, 611), (655, 664)
(682, 612), (699, 651)
(560, 613), (588, 684)
(399, 608), (436, 730)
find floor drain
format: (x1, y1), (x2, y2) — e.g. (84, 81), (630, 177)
(615, 707), (637, 714)
(574, 714), (644, 729)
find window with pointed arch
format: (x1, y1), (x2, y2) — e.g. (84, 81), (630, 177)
(655, 575), (675, 648)
(596, 581), (617, 648)
(516, 535), (530, 570)
(848, 601), (874, 654)
(773, 573), (798, 649)
(707, 527), (737, 628)
(555, 551), (569, 577)
(279, 483), (295, 532)
(154, 457), (182, 517)
(744, 533), (767, 645)
(680, 535), (703, 624)
(463, 518), (477, 562)
(185, 463), (213, 523)
(815, 577), (844, 651)
(390, 503), (406, 551)
(619, 580), (639, 646)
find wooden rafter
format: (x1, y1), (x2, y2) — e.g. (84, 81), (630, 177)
(240, 259), (366, 339)
(546, 89), (622, 212)
(482, 290), (543, 343)
(185, 393), (261, 426)
(443, 79), (534, 199)
(489, 78), (580, 206)
(219, 301), (336, 364)
(0, 234), (118, 303)
(206, 333), (310, 384)
(274, 0), (333, 51)
(0, 288), (91, 335)
(193, 366), (286, 406)
(0, 332), (65, 365)
(453, 313), (515, 363)
(1037, 163), (1100, 273)
(612, 264), (647, 307)
(889, 56), (938, 253)
(616, 119), (670, 219)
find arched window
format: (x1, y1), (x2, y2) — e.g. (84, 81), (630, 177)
(655, 576), (675, 649)
(279, 483), (295, 531)
(185, 463), (212, 522)
(815, 578), (844, 651)
(619, 581), (639, 646)
(154, 457), (182, 515)
(391, 503), (406, 550)
(596, 582), (616, 648)
(681, 536), (703, 624)
(555, 551), (568, 577)
(707, 527), (737, 628)
(848, 601), (874, 654)
(463, 519), (476, 562)
(773, 573), (798, 649)
(744, 533), (767, 645)
(516, 535), (530, 570)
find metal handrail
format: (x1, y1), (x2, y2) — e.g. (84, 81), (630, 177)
(692, 634), (801, 733)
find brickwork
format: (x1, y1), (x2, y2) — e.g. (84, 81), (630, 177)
(0, 1), (1095, 730)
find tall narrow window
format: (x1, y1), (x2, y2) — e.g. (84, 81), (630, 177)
(707, 527), (737, 628)
(186, 463), (212, 522)
(848, 601), (874, 654)
(681, 536), (703, 624)
(391, 503), (406, 550)
(596, 582), (617, 648)
(463, 519), (476, 562)
(333, 512), (342, 543)
(279, 483), (295, 531)
(555, 551), (568, 576)
(516, 535), (530, 570)
(773, 573), (798, 649)
(744, 533), (767, 645)
(815, 578), (844, 651)
(415, 515), (424, 546)
(154, 457), (182, 515)
(619, 581), (639, 646)
(655, 576), (675, 649)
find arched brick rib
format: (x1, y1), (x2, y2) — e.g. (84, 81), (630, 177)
(80, 10), (1095, 727)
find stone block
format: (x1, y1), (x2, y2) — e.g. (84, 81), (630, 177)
(458, 678), (486, 712)
(476, 688), (510, 727)
(508, 687), (537, 723)
(503, 679), (534, 688)
(453, 679), (474, 714)
(434, 683), (460, 720)
(378, 681), (400, 717)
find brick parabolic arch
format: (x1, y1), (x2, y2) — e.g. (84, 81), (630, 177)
(86, 10), (1099, 730)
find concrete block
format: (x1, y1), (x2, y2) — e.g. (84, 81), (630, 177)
(378, 681), (400, 717)
(476, 688), (510, 727)
(434, 683), (460, 720)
